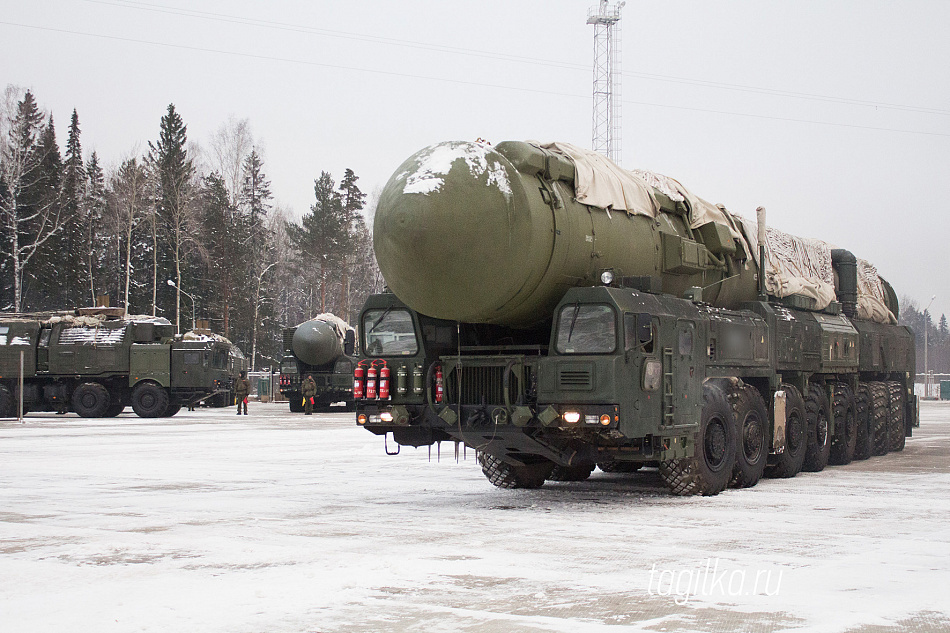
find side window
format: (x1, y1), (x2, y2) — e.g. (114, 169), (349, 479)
(184, 351), (200, 365)
(624, 314), (637, 351)
(624, 313), (655, 353)
(678, 324), (694, 357)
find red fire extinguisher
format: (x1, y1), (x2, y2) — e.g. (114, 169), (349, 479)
(366, 362), (378, 400)
(353, 361), (366, 399)
(435, 364), (444, 404)
(378, 361), (390, 400)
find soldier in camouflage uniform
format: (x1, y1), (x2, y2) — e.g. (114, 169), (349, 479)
(234, 371), (250, 415)
(302, 374), (317, 415)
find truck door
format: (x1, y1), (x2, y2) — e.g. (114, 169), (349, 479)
(664, 319), (700, 429)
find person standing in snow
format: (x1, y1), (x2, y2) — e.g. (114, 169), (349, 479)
(234, 371), (250, 415)
(301, 374), (317, 415)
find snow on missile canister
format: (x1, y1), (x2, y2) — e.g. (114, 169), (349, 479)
(358, 140), (915, 495)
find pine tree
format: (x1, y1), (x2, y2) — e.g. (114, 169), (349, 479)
(58, 109), (90, 306)
(337, 168), (367, 318)
(147, 104), (196, 330)
(84, 151), (108, 305)
(239, 148), (275, 370)
(289, 172), (346, 316)
(200, 172), (247, 340)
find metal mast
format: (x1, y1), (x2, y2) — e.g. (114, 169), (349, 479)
(587, 1), (625, 164)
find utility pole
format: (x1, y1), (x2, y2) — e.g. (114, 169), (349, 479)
(924, 295), (936, 398)
(588, 1), (625, 163)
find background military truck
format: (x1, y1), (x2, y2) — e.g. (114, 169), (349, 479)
(190, 333), (247, 408)
(0, 308), (233, 418)
(278, 314), (356, 412)
(353, 140), (917, 495)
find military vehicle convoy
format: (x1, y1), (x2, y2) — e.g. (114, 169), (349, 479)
(353, 140), (917, 495)
(278, 314), (356, 412)
(0, 308), (234, 418)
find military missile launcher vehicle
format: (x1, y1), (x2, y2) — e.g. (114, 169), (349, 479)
(0, 308), (233, 419)
(354, 140), (917, 495)
(278, 314), (356, 412)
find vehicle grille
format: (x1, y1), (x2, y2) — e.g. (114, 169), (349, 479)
(558, 368), (592, 390)
(444, 365), (516, 406)
(282, 328), (295, 353)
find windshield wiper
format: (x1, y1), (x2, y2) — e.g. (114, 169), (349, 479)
(368, 306), (394, 334)
(567, 302), (581, 342)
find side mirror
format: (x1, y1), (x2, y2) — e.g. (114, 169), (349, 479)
(344, 329), (356, 356)
(637, 313), (653, 344)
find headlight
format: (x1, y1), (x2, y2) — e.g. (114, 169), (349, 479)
(600, 270), (614, 285)
(600, 414), (611, 426)
(563, 411), (581, 424)
(380, 411), (394, 423)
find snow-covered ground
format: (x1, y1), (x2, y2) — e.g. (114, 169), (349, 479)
(2, 402), (949, 633)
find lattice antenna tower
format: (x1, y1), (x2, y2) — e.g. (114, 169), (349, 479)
(587, 1), (625, 164)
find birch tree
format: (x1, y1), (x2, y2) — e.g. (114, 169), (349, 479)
(0, 89), (64, 312)
(108, 156), (148, 312)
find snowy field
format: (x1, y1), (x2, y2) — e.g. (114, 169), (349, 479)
(2, 401), (949, 633)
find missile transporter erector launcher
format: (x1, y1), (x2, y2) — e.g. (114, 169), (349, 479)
(278, 314), (357, 412)
(0, 309), (234, 419)
(355, 140), (917, 495)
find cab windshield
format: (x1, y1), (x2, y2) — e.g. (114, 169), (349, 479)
(555, 304), (616, 354)
(363, 308), (418, 356)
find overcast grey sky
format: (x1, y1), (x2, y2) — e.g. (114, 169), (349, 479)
(2, 1), (949, 317)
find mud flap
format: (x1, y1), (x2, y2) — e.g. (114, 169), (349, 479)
(772, 390), (787, 453)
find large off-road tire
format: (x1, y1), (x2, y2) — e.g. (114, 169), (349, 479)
(886, 381), (906, 452)
(829, 383), (857, 466)
(104, 402), (125, 417)
(0, 384), (15, 418)
(547, 463), (595, 482)
(659, 382), (736, 496)
(729, 384), (768, 488)
(853, 383), (873, 461)
(597, 460), (642, 473)
(765, 384), (807, 478)
(71, 382), (112, 418)
(131, 382), (170, 418)
(802, 383), (832, 472)
(477, 452), (555, 489)
(869, 382), (890, 456)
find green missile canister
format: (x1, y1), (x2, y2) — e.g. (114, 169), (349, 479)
(291, 317), (346, 367)
(374, 141), (760, 328)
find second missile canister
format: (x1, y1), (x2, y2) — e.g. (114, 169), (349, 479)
(291, 317), (346, 367)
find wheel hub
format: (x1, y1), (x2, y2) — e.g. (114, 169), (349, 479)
(705, 417), (728, 469)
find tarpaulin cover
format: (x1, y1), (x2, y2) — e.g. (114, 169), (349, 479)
(539, 141), (895, 325)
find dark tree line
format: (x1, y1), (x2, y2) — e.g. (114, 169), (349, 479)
(899, 296), (950, 375)
(0, 86), (382, 370)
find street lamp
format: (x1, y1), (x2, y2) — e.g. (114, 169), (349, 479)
(166, 279), (196, 334)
